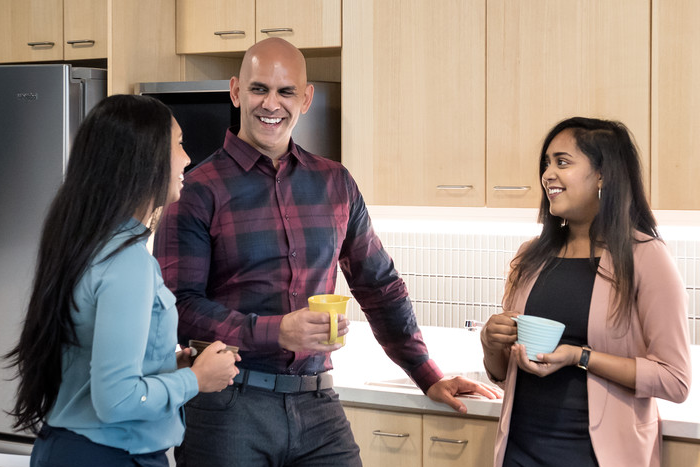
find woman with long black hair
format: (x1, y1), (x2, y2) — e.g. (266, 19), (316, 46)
(480, 117), (691, 467)
(5, 94), (240, 467)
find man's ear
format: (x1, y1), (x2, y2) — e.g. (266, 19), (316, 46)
(230, 76), (241, 108)
(300, 83), (314, 115)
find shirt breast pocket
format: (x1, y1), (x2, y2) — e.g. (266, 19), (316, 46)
(147, 284), (178, 361)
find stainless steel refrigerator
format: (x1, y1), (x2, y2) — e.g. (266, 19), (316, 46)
(0, 64), (106, 456)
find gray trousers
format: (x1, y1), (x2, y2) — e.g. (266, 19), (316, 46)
(175, 385), (362, 467)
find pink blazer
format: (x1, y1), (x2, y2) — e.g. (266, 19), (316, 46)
(492, 235), (692, 467)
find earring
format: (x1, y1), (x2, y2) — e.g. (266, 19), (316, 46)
(598, 187), (602, 200)
(560, 218), (568, 228)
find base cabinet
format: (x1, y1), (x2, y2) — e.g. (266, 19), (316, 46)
(343, 406), (497, 467)
(423, 414), (496, 466)
(662, 439), (700, 467)
(344, 406), (422, 467)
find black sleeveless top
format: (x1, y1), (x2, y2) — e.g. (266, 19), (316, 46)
(503, 258), (600, 467)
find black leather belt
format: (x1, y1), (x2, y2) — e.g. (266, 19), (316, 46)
(233, 369), (333, 393)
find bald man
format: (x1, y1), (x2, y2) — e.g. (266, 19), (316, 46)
(155, 38), (499, 467)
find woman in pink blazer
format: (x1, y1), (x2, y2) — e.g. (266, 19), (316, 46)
(480, 117), (691, 467)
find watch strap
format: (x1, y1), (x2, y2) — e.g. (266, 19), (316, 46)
(577, 345), (592, 370)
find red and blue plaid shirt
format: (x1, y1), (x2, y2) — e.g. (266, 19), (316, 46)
(154, 131), (442, 392)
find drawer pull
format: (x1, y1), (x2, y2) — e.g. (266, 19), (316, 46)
(66, 39), (95, 45)
(437, 185), (473, 190)
(430, 436), (468, 445)
(372, 430), (409, 438)
(260, 28), (294, 34)
(27, 41), (55, 47)
(493, 185), (531, 191)
(214, 30), (245, 36)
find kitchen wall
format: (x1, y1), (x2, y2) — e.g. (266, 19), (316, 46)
(335, 207), (700, 345)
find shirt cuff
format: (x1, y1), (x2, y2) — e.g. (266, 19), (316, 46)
(411, 359), (444, 394)
(252, 314), (284, 352)
(181, 368), (201, 402)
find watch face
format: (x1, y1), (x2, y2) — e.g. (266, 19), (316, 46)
(577, 347), (591, 370)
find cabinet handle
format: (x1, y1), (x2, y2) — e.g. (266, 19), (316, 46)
(437, 185), (473, 190)
(493, 185), (531, 191)
(430, 436), (468, 445)
(66, 39), (95, 45)
(372, 430), (409, 438)
(260, 28), (294, 34)
(27, 41), (55, 47)
(214, 30), (245, 36)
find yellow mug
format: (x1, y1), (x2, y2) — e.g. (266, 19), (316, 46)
(308, 294), (351, 345)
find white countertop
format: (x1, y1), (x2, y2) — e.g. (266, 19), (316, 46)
(331, 321), (700, 440)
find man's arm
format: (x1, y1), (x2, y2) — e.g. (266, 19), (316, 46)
(154, 182), (282, 353)
(337, 178), (443, 392)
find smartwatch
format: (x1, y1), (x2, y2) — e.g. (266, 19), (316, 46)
(577, 345), (592, 370)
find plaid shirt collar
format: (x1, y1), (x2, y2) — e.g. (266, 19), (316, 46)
(222, 129), (308, 172)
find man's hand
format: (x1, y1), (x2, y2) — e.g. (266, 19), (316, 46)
(176, 346), (193, 369)
(279, 308), (350, 352)
(427, 376), (503, 414)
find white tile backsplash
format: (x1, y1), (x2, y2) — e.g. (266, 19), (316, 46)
(334, 207), (700, 345)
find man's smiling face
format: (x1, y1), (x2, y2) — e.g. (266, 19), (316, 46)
(230, 38), (314, 161)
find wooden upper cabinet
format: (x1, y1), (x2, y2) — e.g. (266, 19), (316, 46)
(0, 0), (107, 63)
(176, 0), (255, 54)
(342, 0), (485, 206)
(177, 0), (340, 54)
(652, 0), (700, 210)
(108, 0), (180, 95)
(255, 0), (341, 49)
(0, 0), (63, 62)
(486, 0), (651, 208)
(63, 0), (107, 60)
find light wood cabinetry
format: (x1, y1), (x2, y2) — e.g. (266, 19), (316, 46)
(345, 404), (699, 466)
(176, 0), (254, 54)
(63, 0), (107, 60)
(342, 0), (485, 206)
(651, 0), (700, 210)
(662, 439), (700, 467)
(486, 0), (651, 208)
(344, 406), (422, 467)
(107, 0), (180, 95)
(176, 0), (340, 55)
(255, 0), (341, 50)
(343, 0), (650, 208)
(0, 0), (63, 62)
(423, 414), (496, 466)
(0, 0), (106, 63)
(343, 406), (498, 467)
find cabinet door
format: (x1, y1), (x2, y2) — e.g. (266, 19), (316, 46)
(108, 0), (181, 95)
(255, 0), (341, 49)
(652, 0), (700, 210)
(486, 0), (650, 208)
(423, 415), (497, 467)
(662, 439), (700, 467)
(176, 0), (255, 54)
(344, 406), (422, 467)
(64, 0), (107, 60)
(0, 0), (63, 63)
(342, 0), (485, 206)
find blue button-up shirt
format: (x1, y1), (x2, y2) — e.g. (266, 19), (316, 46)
(47, 219), (199, 454)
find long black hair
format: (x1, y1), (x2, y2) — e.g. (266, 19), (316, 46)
(504, 117), (657, 326)
(4, 94), (173, 433)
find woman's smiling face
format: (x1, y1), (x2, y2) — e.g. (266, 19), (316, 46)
(541, 129), (602, 226)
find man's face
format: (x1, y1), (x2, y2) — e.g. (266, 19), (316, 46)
(230, 51), (314, 160)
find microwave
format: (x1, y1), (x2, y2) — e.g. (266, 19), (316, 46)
(137, 80), (341, 171)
